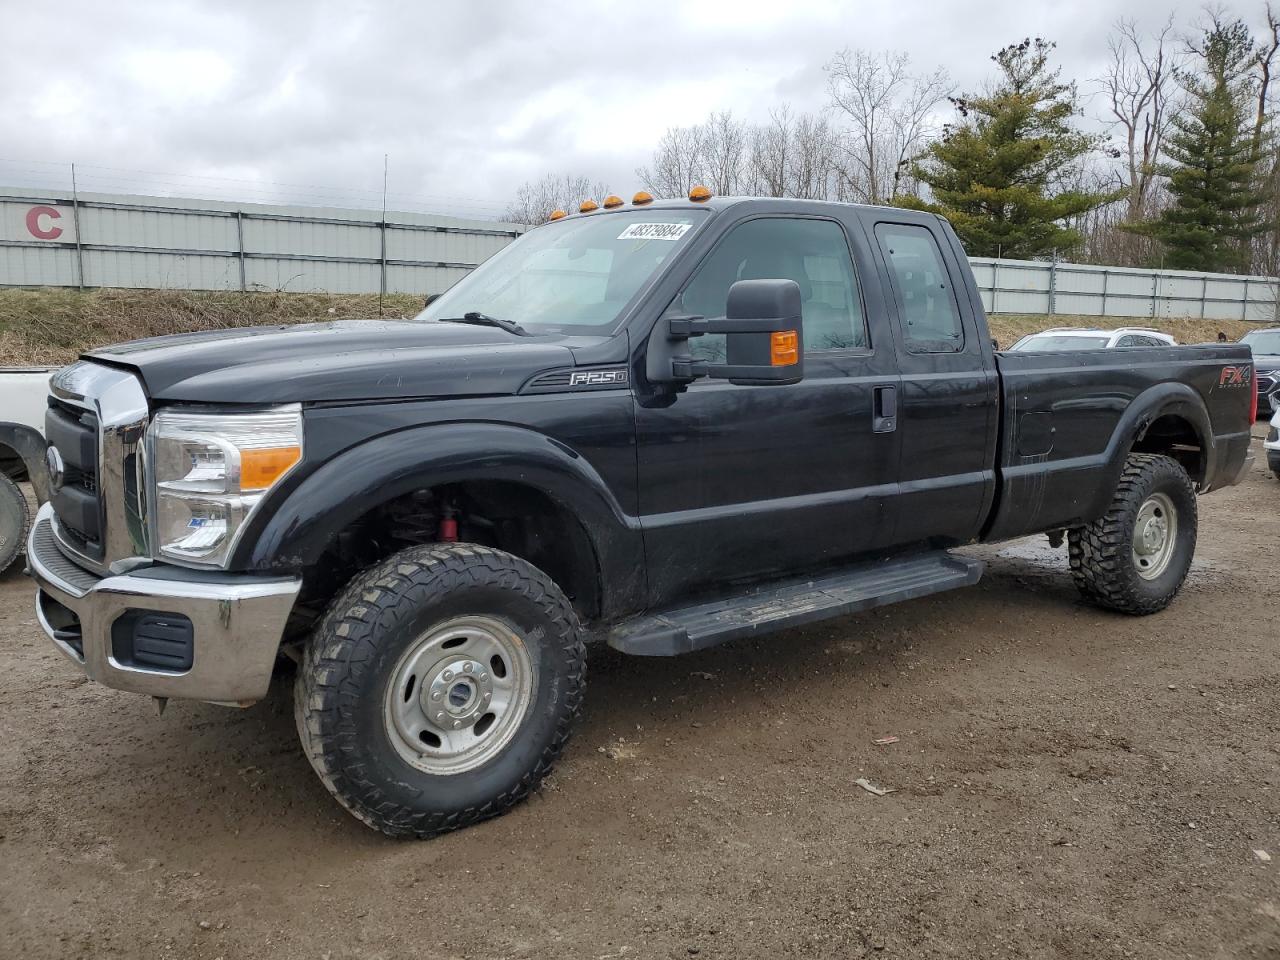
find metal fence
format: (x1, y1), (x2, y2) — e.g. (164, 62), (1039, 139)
(969, 257), (1280, 323)
(0, 188), (524, 296)
(2, 186), (1279, 323)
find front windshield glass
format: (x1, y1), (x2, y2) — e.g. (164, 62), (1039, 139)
(1011, 334), (1111, 352)
(416, 209), (708, 335)
(1242, 330), (1280, 354)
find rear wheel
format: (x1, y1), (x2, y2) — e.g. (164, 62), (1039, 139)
(295, 543), (586, 838)
(0, 472), (30, 575)
(1068, 453), (1197, 615)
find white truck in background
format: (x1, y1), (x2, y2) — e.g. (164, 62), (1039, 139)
(1, 367), (55, 573)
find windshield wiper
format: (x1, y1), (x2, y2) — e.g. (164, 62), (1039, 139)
(438, 312), (528, 336)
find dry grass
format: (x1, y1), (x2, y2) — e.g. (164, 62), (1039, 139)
(0, 288), (1266, 366)
(0, 288), (425, 365)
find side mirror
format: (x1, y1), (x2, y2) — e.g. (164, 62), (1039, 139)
(646, 279), (804, 387)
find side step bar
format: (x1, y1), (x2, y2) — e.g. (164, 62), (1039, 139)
(607, 551), (983, 657)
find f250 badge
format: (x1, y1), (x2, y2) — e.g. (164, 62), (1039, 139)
(569, 370), (628, 387)
(1219, 365), (1252, 387)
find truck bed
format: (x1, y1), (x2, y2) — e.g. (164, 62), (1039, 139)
(983, 344), (1254, 542)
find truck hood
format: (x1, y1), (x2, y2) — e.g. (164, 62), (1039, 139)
(86, 319), (579, 404)
(1254, 353), (1280, 371)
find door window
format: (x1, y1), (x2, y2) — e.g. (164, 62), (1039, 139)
(874, 223), (964, 353)
(676, 217), (868, 360)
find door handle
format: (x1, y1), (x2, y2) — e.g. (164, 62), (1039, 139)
(873, 385), (897, 433)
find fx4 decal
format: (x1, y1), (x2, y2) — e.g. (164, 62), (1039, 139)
(1219, 365), (1253, 388)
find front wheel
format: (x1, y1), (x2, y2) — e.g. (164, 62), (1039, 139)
(1068, 453), (1197, 615)
(295, 543), (586, 838)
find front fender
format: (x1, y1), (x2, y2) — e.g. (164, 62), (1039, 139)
(234, 420), (642, 590)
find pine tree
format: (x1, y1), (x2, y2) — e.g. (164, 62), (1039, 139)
(1137, 18), (1270, 272)
(901, 39), (1116, 258)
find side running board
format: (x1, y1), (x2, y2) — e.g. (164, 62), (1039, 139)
(607, 551), (983, 657)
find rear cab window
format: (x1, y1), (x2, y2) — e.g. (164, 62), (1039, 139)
(874, 222), (964, 354)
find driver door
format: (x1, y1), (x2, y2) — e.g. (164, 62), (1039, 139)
(633, 212), (901, 608)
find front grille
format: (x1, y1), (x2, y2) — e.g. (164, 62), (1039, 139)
(46, 362), (150, 569)
(46, 397), (103, 553)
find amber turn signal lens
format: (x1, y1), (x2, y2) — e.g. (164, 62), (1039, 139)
(688, 185), (712, 202)
(770, 330), (799, 367)
(602, 195), (624, 208)
(579, 199), (599, 213)
(632, 191), (654, 205)
(548, 209), (567, 221)
(240, 445), (302, 491)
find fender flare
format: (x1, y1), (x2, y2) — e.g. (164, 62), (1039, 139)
(236, 421), (642, 585)
(1086, 381), (1214, 518)
(0, 422), (50, 505)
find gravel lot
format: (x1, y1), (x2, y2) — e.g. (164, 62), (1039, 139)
(1, 430), (1278, 960)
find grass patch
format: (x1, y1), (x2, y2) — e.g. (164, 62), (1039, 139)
(0, 288), (1267, 366)
(0, 288), (425, 365)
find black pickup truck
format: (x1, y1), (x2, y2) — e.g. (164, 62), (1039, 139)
(26, 194), (1254, 838)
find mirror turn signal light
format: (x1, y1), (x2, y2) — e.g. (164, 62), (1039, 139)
(579, 199), (599, 213)
(548, 209), (567, 221)
(689, 185), (712, 202)
(770, 330), (799, 367)
(602, 195), (624, 208)
(632, 191), (654, 205)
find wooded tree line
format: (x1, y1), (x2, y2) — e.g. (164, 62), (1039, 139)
(506, 7), (1280, 276)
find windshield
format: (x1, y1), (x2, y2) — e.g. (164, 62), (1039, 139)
(1242, 330), (1280, 355)
(416, 209), (708, 334)
(1011, 334), (1111, 352)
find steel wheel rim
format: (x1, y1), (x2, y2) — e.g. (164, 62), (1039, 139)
(383, 615), (535, 775)
(1131, 492), (1177, 580)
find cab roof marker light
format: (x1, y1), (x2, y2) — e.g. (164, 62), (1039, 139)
(632, 191), (654, 205)
(548, 209), (567, 221)
(689, 185), (712, 202)
(579, 199), (599, 213)
(602, 195), (624, 208)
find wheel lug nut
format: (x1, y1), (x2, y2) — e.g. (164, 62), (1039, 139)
(443, 670), (453, 681)
(463, 663), (472, 673)
(480, 673), (489, 682)
(431, 691), (441, 700)
(435, 711), (445, 721)
(452, 720), (461, 729)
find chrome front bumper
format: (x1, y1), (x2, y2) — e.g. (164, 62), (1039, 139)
(27, 503), (301, 705)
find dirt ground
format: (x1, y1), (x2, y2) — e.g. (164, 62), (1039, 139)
(1, 432), (1278, 960)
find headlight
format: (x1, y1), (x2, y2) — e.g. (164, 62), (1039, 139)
(149, 406), (302, 567)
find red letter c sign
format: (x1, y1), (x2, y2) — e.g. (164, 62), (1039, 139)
(26, 206), (63, 240)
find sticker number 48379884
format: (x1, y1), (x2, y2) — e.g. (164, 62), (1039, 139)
(617, 222), (692, 241)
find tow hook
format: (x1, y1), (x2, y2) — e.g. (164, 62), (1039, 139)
(154, 696), (168, 717)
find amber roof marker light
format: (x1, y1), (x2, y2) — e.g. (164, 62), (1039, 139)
(579, 199), (599, 213)
(548, 209), (567, 221)
(689, 185), (712, 202)
(632, 191), (654, 205)
(602, 195), (624, 208)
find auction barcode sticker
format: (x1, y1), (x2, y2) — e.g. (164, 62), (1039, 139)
(617, 222), (692, 241)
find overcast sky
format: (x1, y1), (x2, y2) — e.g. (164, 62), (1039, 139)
(1, 0), (1271, 220)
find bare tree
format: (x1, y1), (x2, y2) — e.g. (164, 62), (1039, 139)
(504, 173), (609, 224)
(699, 111), (749, 195)
(1101, 16), (1177, 222)
(636, 125), (705, 198)
(824, 49), (951, 204)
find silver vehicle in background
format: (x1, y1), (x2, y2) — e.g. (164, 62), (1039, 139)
(1007, 327), (1179, 352)
(1240, 328), (1280, 419)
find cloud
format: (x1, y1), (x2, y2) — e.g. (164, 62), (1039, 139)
(0, 0), (1254, 218)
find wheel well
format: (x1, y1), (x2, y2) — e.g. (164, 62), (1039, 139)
(298, 480), (601, 629)
(0, 442), (27, 482)
(1132, 414), (1204, 485)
